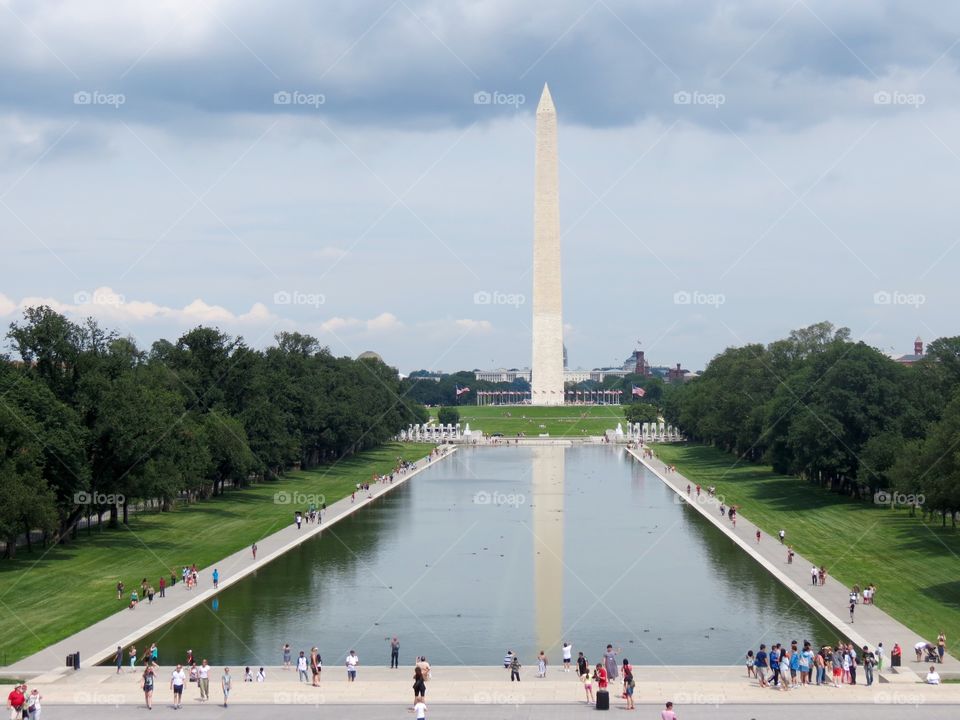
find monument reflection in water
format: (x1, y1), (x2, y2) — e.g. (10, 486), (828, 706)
(130, 446), (841, 666)
(532, 444), (565, 653)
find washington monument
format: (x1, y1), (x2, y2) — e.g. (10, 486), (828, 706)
(531, 83), (564, 406)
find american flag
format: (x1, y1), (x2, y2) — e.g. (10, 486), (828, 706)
(632, 385), (646, 398)
(456, 385), (470, 396)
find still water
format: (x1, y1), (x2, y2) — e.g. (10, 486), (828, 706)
(135, 446), (839, 666)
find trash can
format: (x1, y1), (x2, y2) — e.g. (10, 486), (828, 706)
(73, 651), (80, 670)
(65, 654), (73, 668)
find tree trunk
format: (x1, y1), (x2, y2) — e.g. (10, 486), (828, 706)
(123, 499), (129, 525)
(24, 521), (32, 553)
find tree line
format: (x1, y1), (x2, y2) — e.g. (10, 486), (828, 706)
(663, 322), (960, 526)
(0, 306), (426, 556)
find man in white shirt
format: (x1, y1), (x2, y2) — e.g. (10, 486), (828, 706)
(170, 664), (186, 709)
(346, 650), (359, 681)
(562, 642), (573, 672)
(926, 666), (941, 685)
(810, 566), (818, 585)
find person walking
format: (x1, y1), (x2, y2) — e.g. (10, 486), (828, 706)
(212, 568), (219, 590)
(390, 637), (400, 669)
(849, 598), (856, 623)
(509, 653), (521, 682)
(754, 645), (769, 688)
(755, 530), (761, 543)
(346, 650), (359, 681)
(413, 666), (426, 705)
(413, 696), (427, 720)
(778, 529), (785, 544)
(141, 665), (155, 710)
(221, 667), (232, 708)
(251, 543), (258, 559)
(623, 665), (635, 710)
(114, 646), (123, 675)
(310, 647), (322, 687)
(937, 631), (946, 663)
(170, 663), (185, 709)
(158, 576), (166, 598)
(128, 645), (137, 672)
(198, 659), (211, 702)
(862, 646), (875, 686)
(116, 580), (124, 601)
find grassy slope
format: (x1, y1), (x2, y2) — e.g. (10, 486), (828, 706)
(0, 443), (432, 666)
(439, 404), (626, 436)
(654, 443), (960, 655)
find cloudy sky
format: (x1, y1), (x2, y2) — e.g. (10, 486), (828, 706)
(1, 0), (957, 373)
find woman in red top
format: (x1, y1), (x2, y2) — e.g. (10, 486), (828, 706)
(594, 663), (608, 689)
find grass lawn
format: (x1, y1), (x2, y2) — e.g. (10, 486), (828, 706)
(0, 443), (432, 667)
(436, 404), (626, 436)
(654, 443), (960, 657)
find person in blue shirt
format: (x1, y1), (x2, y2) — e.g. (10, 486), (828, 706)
(212, 568), (220, 589)
(754, 645), (769, 688)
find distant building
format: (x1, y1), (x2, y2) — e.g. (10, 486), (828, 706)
(474, 368), (532, 383)
(895, 337), (924, 366)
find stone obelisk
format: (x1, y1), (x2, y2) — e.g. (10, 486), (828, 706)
(531, 83), (564, 406)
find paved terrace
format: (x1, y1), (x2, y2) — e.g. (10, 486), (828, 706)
(1, 446), (457, 678)
(628, 447), (959, 680)
(3, 665), (958, 707)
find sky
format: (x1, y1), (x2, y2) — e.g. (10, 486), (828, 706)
(1, 0), (957, 373)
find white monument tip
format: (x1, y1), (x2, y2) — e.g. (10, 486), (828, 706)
(537, 83), (555, 114)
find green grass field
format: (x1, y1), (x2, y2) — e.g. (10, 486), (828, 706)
(654, 443), (960, 656)
(435, 404), (626, 437)
(0, 443), (432, 667)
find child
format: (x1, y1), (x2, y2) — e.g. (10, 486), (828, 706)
(244, 666), (253, 682)
(537, 651), (547, 678)
(582, 668), (594, 704)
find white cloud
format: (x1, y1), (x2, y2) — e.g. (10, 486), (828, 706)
(454, 318), (493, 334)
(312, 246), (348, 260)
(366, 312), (402, 331)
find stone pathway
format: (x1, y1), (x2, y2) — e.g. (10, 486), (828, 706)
(629, 447), (958, 679)
(2, 446), (456, 677)
(4, 665), (958, 706)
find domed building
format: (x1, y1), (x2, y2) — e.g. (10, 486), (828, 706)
(357, 350), (384, 363)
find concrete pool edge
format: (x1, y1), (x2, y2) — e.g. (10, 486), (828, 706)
(628, 446), (957, 680)
(2, 446), (457, 677)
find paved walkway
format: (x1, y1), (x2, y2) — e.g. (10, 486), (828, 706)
(3, 665), (958, 707)
(628, 447), (958, 679)
(1, 446), (456, 677)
